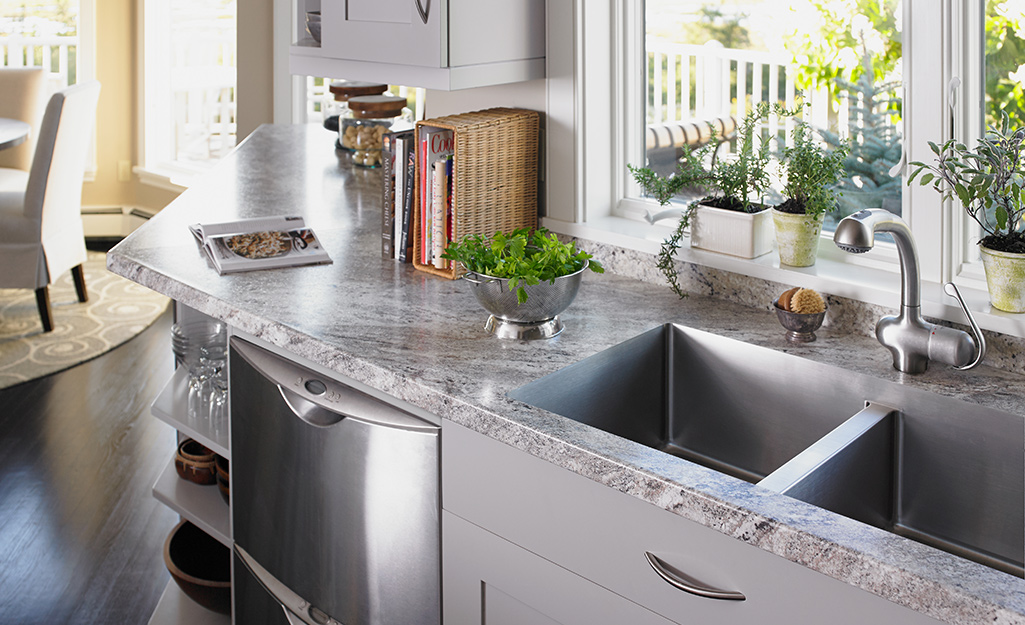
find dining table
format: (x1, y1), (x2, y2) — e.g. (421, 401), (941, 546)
(0, 118), (30, 151)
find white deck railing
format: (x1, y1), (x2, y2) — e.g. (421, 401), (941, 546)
(0, 35), (78, 92)
(647, 37), (851, 143)
(2, 34), (236, 164)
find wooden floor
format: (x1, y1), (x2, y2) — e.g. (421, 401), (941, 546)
(0, 309), (177, 625)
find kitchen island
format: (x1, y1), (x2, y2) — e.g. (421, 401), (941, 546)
(109, 124), (1024, 625)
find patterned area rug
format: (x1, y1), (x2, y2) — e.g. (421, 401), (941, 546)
(0, 251), (170, 389)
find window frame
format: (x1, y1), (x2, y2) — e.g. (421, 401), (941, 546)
(542, 0), (1025, 339)
(136, 0), (237, 191)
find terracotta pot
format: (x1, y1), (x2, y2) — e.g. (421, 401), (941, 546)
(980, 245), (1025, 313)
(772, 209), (822, 267)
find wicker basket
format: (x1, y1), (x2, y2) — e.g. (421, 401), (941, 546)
(412, 108), (540, 279)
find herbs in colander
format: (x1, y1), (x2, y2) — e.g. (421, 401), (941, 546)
(442, 228), (604, 304)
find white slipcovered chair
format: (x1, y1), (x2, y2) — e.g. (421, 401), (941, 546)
(0, 81), (101, 333)
(0, 67), (47, 192)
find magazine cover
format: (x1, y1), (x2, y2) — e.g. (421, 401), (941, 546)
(189, 216), (332, 275)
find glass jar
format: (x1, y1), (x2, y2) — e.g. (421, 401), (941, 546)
(342, 95), (413, 168)
(326, 81), (388, 151)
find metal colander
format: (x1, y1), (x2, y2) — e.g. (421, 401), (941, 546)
(463, 262), (587, 323)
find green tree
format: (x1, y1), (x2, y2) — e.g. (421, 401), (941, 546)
(986, 1), (1025, 129)
(684, 5), (750, 50)
(818, 53), (902, 218)
(786, 0), (901, 91)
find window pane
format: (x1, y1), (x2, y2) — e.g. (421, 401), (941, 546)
(984, 0), (1025, 130)
(643, 0), (903, 233)
(0, 1), (79, 86)
(170, 0), (236, 164)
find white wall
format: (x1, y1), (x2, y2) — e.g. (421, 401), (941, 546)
(424, 79), (547, 118)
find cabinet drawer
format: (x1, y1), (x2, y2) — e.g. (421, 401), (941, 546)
(443, 422), (942, 625)
(444, 511), (674, 625)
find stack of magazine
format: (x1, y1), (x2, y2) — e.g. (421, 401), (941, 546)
(189, 216), (332, 275)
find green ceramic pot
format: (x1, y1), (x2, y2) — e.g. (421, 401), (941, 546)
(772, 209), (822, 267)
(980, 245), (1025, 313)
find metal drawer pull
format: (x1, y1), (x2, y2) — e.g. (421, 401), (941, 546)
(414, 0), (429, 23)
(644, 552), (746, 601)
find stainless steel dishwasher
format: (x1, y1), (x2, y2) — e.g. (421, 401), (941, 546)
(229, 337), (441, 625)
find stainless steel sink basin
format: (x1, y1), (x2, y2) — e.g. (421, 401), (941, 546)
(510, 323), (1024, 577)
(510, 324), (867, 482)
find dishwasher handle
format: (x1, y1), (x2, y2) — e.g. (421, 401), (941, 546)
(231, 337), (438, 433)
(236, 544), (345, 625)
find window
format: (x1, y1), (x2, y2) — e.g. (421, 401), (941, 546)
(139, 0), (236, 185)
(0, 0), (95, 172)
(300, 79), (425, 126)
(641, 1), (903, 235)
(956, 0), (1025, 275)
(544, 0), (1025, 336)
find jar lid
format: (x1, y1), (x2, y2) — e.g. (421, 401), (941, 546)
(329, 81), (388, 101)
(348, 94), (407, 119)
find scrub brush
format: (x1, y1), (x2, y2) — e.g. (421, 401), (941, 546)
(789, 288), (826, 314)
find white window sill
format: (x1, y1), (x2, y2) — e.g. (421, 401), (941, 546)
(134, 164), (205, 192)
(542, 214), (1025, 341)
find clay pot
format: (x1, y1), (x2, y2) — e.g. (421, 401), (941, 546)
(215, 455), (229, 505)
(773, 209), (822, 267)
(164, 520), (231, 614)
(980, 245), (1025, 313)
(174, 438), (217, 485)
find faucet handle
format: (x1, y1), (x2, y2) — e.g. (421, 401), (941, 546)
(943, 282), (986, 370)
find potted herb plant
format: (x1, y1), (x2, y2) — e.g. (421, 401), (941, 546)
(773, 118), (849, 267)
(909, 112), (1025, 312)
(630, 103), (775, 263)
(442, 228), (604, 339)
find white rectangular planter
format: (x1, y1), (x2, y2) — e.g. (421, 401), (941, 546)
(690, 203), (774, 259)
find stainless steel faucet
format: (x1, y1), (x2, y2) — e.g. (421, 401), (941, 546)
(833, 209), (986, 374)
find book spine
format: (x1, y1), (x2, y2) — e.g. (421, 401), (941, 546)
(431, 159), (446, 268)
(393, 137), (404, 259)
(399, 146), (416, 262)
(445, 157), (453, 254)
(381, 133), (395, 259)
(421, 135), (429, 264)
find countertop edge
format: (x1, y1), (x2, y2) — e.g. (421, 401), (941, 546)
(107, 250), (1022, 625)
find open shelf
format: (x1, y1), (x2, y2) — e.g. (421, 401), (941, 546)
(153, 459), (231, 548)
(148, 580), (230, 625)
(151, 367), (230, 459)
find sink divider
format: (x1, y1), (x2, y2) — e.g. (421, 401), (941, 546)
(757, 402), (898, 530)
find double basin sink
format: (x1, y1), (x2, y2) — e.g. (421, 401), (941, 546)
(509, 324), (1024, 578)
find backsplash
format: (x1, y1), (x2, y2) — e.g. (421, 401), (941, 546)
(573, 237), (1025, 377)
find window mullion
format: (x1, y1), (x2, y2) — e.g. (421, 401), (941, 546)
(905, 0), (951, 287)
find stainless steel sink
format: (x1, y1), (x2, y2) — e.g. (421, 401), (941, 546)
(509, 323), (1024, 577)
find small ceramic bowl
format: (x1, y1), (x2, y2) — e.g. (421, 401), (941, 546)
(164, 520), (231, 614)
(175, 438), (217, 485)
(215, 455), (229, 505)
(773, 298), (827, 344)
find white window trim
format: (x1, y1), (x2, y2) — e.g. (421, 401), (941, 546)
(544, 0), (1025, 340)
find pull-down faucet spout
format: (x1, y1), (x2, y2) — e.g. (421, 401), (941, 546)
(833, 209), (986, 374)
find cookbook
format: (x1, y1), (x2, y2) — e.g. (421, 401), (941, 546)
(189, 216), (332, 275)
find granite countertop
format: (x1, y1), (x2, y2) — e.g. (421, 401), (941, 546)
(109, 125), (1024, 625)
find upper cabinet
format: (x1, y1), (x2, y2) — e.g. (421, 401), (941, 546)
(291, 0), (546, 91)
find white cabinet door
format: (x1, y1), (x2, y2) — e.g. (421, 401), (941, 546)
(321, 0), (444, 68)
(443, 422), (944, 625)
(444, 511), (675, 625)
